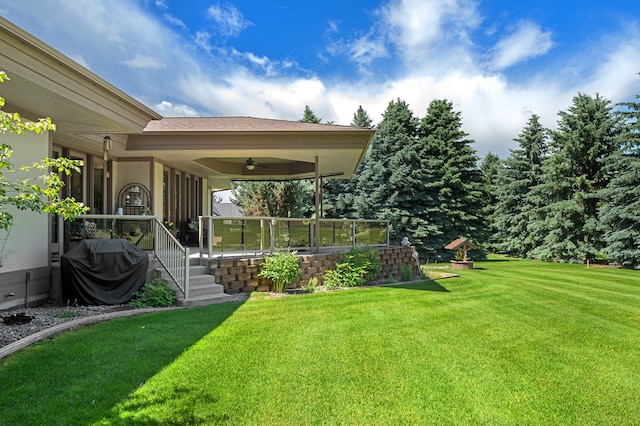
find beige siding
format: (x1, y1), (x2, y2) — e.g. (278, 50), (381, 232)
(0, 131), (50, 272)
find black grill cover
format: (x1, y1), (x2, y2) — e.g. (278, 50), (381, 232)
(61, 239), (149, 305)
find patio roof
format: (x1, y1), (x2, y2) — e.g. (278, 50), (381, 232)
(127, 117), (375, 189)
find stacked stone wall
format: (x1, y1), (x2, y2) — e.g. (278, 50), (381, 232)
(208, 246), (420, 294)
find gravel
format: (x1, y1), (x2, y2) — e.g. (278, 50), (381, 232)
(1, 293), (250, 348)
(0, 301), (131, 347)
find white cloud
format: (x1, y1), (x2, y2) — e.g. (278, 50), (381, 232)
(179, 70), (329, 120)
(195, 31), (213, 53)
(154, 101), (199, 117)
(379, 0), (481, 64)
(121, 54), (165, 70)
(349, 33), (388, 66)
(490, 20), (554, 70)
(163, 13), (188, 31)
(206, 3), (253, 37)
(327, 20), (340, 34)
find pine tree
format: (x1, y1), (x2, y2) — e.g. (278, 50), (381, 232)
(354, 99), (417, 223)
(351, 105), (373, 128)
(493, 115), (548, 257)
(480, 152), (502, 252)
(323, 106), (373, 218)
(599, 89), (640, 266)
(529, 93), (622, 262)
(299, 105), (322, 123)
(396, 99), (486, 260)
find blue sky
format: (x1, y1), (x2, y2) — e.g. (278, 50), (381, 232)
(1, 0), (639, 157)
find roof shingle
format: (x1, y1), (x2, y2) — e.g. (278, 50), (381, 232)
(143, 116), (367, 133)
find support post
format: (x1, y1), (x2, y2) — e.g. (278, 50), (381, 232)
(315, 156), (320, 253)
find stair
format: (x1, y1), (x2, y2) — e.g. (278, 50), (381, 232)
(153, 257), (233, 307)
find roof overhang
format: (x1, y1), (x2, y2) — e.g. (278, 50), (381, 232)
(127, 117), (375, 189)
(0, 17), (161, 149)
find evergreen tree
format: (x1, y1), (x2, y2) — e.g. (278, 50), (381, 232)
(299, 105), (322, 123)
(493, 115), (548, 257)
(351, 105), (373, 128)
(599, 89), (640, 266)
(354, 99), (417, 223)
(480, 152), (502, 252)
(323, 106), (373, 218)
(529, 93), (622, 262)
(384, 99), (485, 260)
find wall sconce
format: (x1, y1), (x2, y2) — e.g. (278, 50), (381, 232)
(103, 135), (112, 161)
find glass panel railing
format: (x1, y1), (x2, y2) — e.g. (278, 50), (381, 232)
(355, 221), (389, 246)
(210, 218), (267, 253)
(272, 218), (312, 249)
(318, 220), (353, 247)
(71, 216), (389, 259)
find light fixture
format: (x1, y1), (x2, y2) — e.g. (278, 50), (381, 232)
(103, 135), (112, 161)
(245, 158), (256, 170)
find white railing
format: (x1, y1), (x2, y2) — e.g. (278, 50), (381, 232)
(198, 216), (389, 259)
(151, 218), (190, 298)
(70, 215), (190, 297)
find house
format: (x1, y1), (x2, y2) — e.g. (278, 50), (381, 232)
(0, 17), (375, 310)
(211, 202), (243, 218)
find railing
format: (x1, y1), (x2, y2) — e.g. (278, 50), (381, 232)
(199, 216), (389, 259)
(151, 218), (190, 298)
(69, 215), (190, 297)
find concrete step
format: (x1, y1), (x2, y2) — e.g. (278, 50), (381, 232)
(177, 292), (234, 307)
(152, 259), (234, 307)
(189, 264), (208, 275)
(188, 281), (226, 297)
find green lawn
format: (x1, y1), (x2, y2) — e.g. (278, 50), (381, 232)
(1, 259), (639, 425)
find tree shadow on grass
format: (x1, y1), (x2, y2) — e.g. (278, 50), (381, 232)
(109, 384), (231, 425)
(0, 299), (246, 425)
(385, 279), (450, 292)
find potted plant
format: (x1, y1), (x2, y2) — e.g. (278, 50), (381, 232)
(163, 219), (178, 238)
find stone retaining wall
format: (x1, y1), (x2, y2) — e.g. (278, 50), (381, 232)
(208, 246), (420, 294)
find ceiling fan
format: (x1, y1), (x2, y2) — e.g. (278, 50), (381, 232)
(245, 158), (268, 170)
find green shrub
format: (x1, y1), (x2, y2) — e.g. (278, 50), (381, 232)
(324, 246), (381, 288)
(400, 264), (414, 281)
(259, 251), (301, 293)
(131, 278), (176, 308)
(300, 276), (319, 294)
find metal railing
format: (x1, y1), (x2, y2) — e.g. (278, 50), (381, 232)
(69, 215), (190, 297)
(198, 216), (389, 259)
